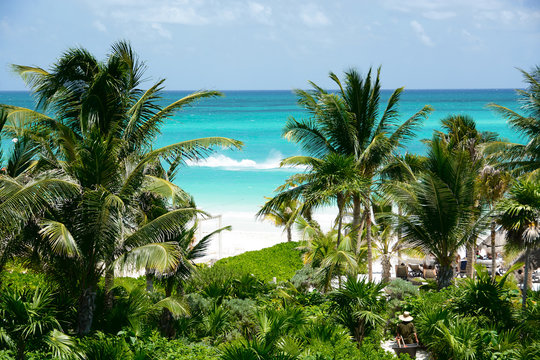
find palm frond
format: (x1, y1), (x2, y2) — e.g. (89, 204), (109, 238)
(39, 220), (80, 257)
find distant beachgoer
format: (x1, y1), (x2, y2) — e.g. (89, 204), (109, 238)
(396, 311), (418, 345)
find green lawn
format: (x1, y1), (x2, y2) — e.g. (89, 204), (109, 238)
(213, 241), (304, 282)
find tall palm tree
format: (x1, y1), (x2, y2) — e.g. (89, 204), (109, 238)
(476, 166), (511, 279)
(283, 67), (432, 280)
(498, 177), (540, 309)
(0, 41), (242, 335)
(387, 136), (482, 289)
(488, 66), (540, 176)
(435, 114), (499, 278)
(380, 153), (427, 260)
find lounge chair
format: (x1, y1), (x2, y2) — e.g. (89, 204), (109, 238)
(408, 264), (423, 278)
(396, 264), (408, 280)
(459, 260), (467, 278)
(423, 268), (437, 280)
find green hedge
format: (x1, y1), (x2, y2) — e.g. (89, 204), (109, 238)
(213, 241), (303, 282)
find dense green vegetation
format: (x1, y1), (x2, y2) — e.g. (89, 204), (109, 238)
(0, 42), (539, 359)
(213, 241), (304, 282)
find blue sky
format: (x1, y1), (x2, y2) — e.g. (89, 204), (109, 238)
(1, 0), (539, 90)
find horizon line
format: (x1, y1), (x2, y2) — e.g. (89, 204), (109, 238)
(0, 87), (520, 92)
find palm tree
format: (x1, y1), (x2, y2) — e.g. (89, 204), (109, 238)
(259, 198), (299, 242)
(498, 177), (540, 309)
(380, 153), (427, 260)
(283, 68), (432, 280)
(435, 114), (499, 278)
(157, 219), (231, 338)
(0, 41), (242, 335)
(476, 165), (511, 279)
(488, 66), (540, 176)
(259, 153), (367, 248)
(387, 136), (482, 289)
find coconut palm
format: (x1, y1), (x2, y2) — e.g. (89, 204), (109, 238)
(498, 177), (540, 309)
(0, 41), (242, 335)
(294, 217), (359, 292)
(435, 114), (499, 278)
(283, 68), (432, 280)
(259, 153), (367, 248)
(476, 165), (511, 279)
(259, 198), (299, 242)
(488, 66), (540, 176)
(380, 154), (427, 261)
(387, 136), (483, 289)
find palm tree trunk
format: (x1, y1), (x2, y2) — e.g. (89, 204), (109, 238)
(77, 287), (96, 336)
(491, 221), (497, 280)
(104, 267), (114, 311)
(522, 247), (531, 309)
(397, 206), (403, 261)
(146, 271), (154, 292)
(355, 211), (366, 255)
(381, 254), (391, 283)
(366, 209), (373, 282)
(160, 281), (176, 338)
(286, 226), (292, 242)
(336, 196), (344, 248)
(16, 340), (25, 360)
(351, 195), (362, 235)
(437, 263), (454, 289)
(466, 241), (475, 278)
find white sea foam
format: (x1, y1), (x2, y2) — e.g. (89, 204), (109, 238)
(186, 151), (303, 170)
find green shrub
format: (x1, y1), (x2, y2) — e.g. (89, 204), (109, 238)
(213, 242), (303, 282)
(290, 265), (325, 292)
(139, 333), (220, 360)
(301, 338), (398, 360)
(385, 279), (418, 301)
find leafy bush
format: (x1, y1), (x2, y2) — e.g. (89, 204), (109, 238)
(290, 265), (325, 292)
(300, 339), (399, 360)
(213, 242), (303, 282)
(385, 278), (418, 301)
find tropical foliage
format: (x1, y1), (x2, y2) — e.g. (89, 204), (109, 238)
(0, 42), (538, 360)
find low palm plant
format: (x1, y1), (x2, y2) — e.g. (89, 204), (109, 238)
(328, 276), (386, 345)
(202, 304), (232, 345)
(297, 220), (358, 292)
(453, 264), (521, 329)
(0, 286), (80, 360)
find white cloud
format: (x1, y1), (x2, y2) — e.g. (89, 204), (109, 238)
(185, 152), (300, 171)
(248, 2), (273, 24)
(300, 4), (330, 27)
(151, 23), (172, 39)
(92, 20), (107, 32)
(410, 20), (434, 46)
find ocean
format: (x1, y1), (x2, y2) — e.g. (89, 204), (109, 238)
(0, 89), (523, 256)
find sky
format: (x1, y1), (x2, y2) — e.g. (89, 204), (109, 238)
(0, 0), (539, 91)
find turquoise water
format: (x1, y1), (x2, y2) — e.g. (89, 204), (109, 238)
(0, 89), (522, 215)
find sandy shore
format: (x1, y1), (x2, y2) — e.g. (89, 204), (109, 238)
(195, 208), (338, 263)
